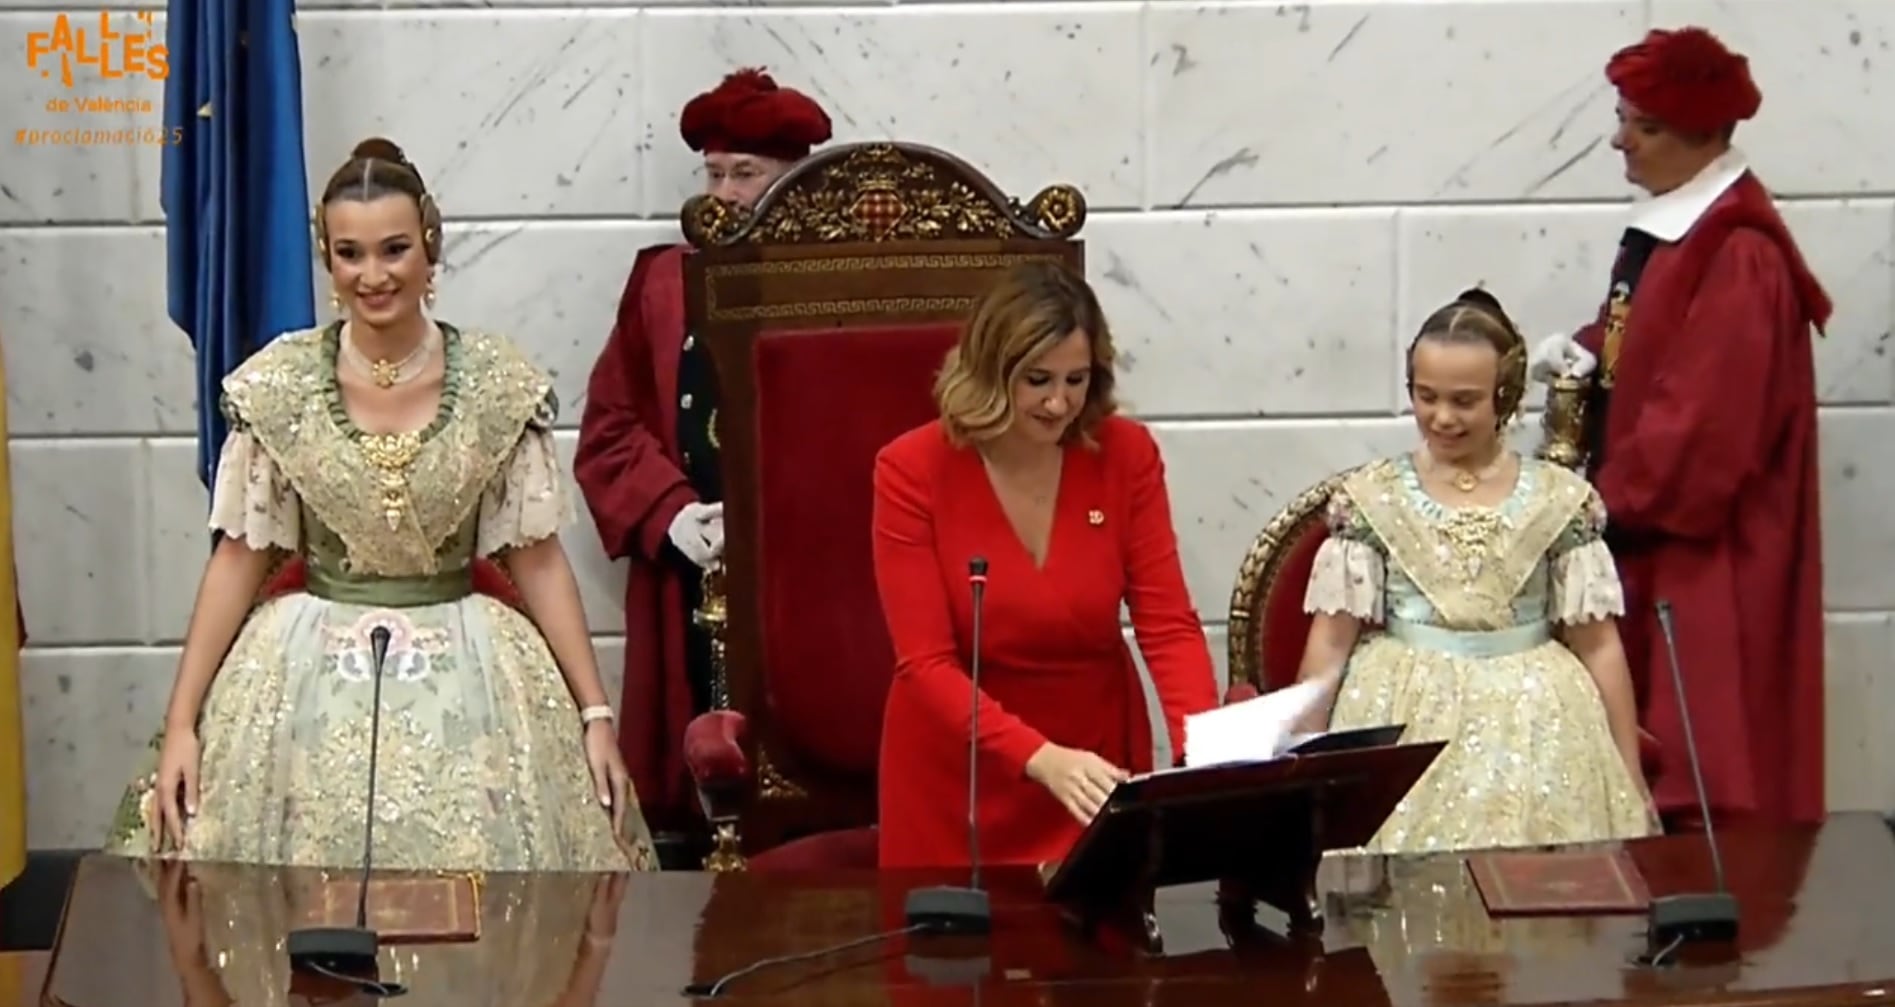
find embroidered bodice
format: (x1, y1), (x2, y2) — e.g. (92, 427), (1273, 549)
(1305, 455), (1624, 630)
(209, 322), (570, 583)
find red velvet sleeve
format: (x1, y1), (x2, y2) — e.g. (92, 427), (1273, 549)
(871, 436), (1049, 777)
(572, 247), (696, 561)
(1572, 318), (1606, 356)
(1113, 420), (1219, 763)
(1594, 230), (1792, 540)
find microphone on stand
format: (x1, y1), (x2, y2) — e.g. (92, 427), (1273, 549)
(287, 625), (408, 997)
(692, 561), (993, 996)
(903, 556), (994, 936)
(1643, 599), (1739, 963)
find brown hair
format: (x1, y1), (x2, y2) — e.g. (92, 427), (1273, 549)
(314, 137), (443, 268)
(935, 260), (1118, 447)
(1405, 287), (1529, 427)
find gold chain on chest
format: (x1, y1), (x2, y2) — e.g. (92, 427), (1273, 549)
(356, 431), (425, 530)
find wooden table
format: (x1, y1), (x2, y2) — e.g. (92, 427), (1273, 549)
(0, 953), (48, 1007)
(24, 812), (1895, 1005)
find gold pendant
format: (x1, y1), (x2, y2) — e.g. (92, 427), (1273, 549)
(369, 358), (401, 389)
(381, 475), (405, 529)
(1452, 470), (1479, 493)
(357, 431), (424, 529)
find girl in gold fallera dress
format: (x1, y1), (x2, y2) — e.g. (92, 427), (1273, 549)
(102, 138), (656, 872)
(1295, 289), (1657, 855)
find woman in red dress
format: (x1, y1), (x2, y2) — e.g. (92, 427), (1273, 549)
(871, 261), (1221, 869)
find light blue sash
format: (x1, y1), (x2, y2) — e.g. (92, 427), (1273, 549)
(1385, 617), (1552, 659)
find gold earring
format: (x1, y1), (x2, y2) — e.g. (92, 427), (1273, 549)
(329, 292), (343, 314)
(425, 279), (437, 307)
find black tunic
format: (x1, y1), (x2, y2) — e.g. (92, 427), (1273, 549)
(670, 328), (723, 716)
(1581, 227), (1658, 482)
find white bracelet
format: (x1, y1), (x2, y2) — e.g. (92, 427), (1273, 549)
(580, 705), (615, 727)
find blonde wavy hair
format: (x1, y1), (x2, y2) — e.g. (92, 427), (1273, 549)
(935, 260), (1119, 447)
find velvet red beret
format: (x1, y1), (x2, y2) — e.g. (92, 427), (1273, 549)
(1606, 27), (1761, 135)
(680, 68), (834, 162)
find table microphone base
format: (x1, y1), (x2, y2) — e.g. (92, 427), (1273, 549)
(904, 886), (992, 936)
(1647, 891), (1740, 948)
(287, 925), (381, 977)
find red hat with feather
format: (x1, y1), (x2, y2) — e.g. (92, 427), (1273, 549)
(680, 68), (833, 162)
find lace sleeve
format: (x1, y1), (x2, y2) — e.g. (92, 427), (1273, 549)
(206, 394), (300, 550)
(476, 390), (574, 555)
(1550, 486), (1625, 625)
(1302, 490), (1385, 621)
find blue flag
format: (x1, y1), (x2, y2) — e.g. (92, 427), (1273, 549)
(163, 0), (315, 489)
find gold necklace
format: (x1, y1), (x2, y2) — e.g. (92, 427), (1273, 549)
(343, 326), (435, 389)
(1425, 448), (1507, 493)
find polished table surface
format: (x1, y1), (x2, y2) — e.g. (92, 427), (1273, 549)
(1, 953), (48, 1007)
(26, 812), (1895, 1006)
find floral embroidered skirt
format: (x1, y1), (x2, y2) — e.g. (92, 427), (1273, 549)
(102, 592), (655, 872)
(1326, 630), (1654, 856)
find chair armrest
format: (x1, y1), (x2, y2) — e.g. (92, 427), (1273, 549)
(683, 710), (752, 801)
(683, 710), (752, 871)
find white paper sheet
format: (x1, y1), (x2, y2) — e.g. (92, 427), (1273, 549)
(1181, 679), (1332, 768)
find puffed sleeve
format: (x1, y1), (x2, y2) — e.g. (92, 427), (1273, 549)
(477, 389), (575, 555)
(1302, 489), (1384, 622)
(206, 392), (301, 551)
(1548, 485), (1625, 625)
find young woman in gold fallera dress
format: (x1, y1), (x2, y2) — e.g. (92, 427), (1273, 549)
(101, 138), (656, 873)
(1295, 289), (1657, 856)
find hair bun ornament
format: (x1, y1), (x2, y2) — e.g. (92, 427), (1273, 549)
(351, 136), (408, 165)
(1455, 285), (1523, 339)
(1455, 285), (1503, 315)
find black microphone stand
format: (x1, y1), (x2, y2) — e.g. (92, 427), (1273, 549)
(903, 556), (995, 936)
(685, 561), (994, 998)
(286, 625), (407, 996)
(1643, 599), (1739, 964)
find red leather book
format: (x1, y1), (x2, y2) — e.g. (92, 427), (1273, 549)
(1467, 848), (1652, 917)
(303, 875), (482, 943)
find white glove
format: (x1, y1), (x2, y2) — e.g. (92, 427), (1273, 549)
(667, 502), (725, 569)
(1527, 332), (1598, 383)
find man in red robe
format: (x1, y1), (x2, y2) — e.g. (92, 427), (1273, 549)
(1530, 27), (1831, 828)
(574, 69), (833, 831)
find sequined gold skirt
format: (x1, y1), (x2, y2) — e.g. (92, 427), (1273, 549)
(1327, 628), (1653, 856)
(101, 592), (656, 873)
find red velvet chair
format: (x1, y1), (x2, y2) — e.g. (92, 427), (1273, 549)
(670, 142), (1090, 872)
(1222, 468), (1663, 776)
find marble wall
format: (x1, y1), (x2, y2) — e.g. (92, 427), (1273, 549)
(0, 0), (1890, 848)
